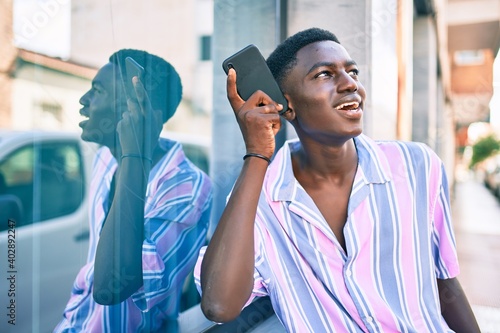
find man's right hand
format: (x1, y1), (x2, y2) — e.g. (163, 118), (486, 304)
(226, 68), (283, 160)
(118, 77), (162, 160)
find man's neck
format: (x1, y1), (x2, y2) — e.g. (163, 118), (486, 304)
(293, 137), (358, 183)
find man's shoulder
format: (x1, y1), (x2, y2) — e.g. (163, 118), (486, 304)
(365, 135), (425, 149)
(368, 137), (438, 160)
(156, 138), (212, 192)
(157, 138), (193, 171)
(365, 138), (444, 180)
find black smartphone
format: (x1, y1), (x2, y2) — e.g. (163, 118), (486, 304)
(123, 56), (145, 100)
(222, 44), (288, 114)
(123, 56), (153, 158)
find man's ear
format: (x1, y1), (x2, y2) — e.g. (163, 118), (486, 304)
(281, 94), (295, 121)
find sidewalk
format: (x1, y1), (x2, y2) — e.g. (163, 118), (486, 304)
(452, 172), (500, 332)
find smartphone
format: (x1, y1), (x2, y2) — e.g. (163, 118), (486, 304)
(123, 56), (145, 100)
(123, 56), (153, 158)
(222, 44), (288, 114)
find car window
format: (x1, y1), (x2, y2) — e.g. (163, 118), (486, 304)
(182, 142), (210, 175)
(0, 140), (85, 229)
(0, 146), (34, 187)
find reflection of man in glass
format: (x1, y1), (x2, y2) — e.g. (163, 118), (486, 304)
(55, 49), (212, 332)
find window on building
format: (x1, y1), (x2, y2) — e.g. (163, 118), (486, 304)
(200, 35), (212, 61)
(454, 50), (485, 66)
(40, 101), (63, 122)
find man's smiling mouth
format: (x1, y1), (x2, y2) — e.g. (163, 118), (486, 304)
(335, 101), (359, 110)
(334, 100), (363, 120)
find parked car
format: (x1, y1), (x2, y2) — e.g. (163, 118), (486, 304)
(0, 130), (210, 333)
(0, 130), (96, 333)
(483, 153), (500, 198)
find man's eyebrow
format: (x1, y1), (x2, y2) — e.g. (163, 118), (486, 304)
(345, 60), (358, 68)
(91, 80), (104, 88)
(306, 60), (358, 75)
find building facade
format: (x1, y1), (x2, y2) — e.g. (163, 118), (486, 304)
(1, 0), (214, 137)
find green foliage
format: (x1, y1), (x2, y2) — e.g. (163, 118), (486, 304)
(469, 134), (500, 168)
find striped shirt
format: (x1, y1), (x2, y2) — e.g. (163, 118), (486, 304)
(55, 138), (212, 333)
(195, 134), (459, 332)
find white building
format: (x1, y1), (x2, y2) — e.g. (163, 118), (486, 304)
(2, 0), (214, 138)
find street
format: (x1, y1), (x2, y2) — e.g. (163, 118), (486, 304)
(452, 171), (500, 332)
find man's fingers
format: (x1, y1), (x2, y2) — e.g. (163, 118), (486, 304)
(270, 114), (282, 136)
(227, 68), (284, 116)
(244, 89), (283, 115)
(239, 91), (284, 116)
(126, 97), (140, 115)
(260, 112), (282, 129)
(132, 77), (151, 117)
(253, 99), (284, 115)
(226, 68), (245, 112)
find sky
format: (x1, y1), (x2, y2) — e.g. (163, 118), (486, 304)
(13, 0), (71, 59)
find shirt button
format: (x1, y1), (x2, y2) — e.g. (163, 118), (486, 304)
(366, 316), (373, 323)
(345, 270), (352, 277)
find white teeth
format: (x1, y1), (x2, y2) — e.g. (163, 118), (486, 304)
(335, 102), (359, 110)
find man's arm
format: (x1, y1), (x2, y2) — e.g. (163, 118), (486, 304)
(200, 157), (268, 322)
(200, 68), (283, 323)
(437, 277), (481, 332)
(92, 157), (149, 305)
(93, 77), (161, 305)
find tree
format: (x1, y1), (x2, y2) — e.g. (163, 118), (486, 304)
(469, 134), (500, 168)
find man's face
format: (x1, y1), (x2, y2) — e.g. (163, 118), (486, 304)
(79, 62), (126, 147)
(283, 40), (366, 144)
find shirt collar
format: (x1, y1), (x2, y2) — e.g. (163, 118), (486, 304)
(268, 134), (392, 202)
(353, 134), (392, 185)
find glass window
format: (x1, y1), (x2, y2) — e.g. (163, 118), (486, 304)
(0, 140), (85, 227)
(200, 35), (212, 61)
(182, 142), (210, 175)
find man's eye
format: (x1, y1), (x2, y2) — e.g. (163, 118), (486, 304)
(316, 71), (332, 78)
(348, 69), (359, 77)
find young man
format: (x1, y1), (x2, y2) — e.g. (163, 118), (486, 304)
(55, 49), (212, 332)
(195, 28), (480, 332)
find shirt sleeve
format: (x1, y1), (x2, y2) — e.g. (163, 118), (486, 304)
(431, 162), (460, 279)
(131, 169), (212, 312)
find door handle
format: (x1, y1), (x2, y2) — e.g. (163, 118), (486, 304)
(74, 229), (89, 242)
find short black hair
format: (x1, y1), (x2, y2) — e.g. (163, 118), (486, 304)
(109, 49), (182, 123)
(266, 27), (340, 88)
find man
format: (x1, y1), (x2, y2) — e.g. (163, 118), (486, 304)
(55, 49), (212, 332)
(195, 28), (480, 332)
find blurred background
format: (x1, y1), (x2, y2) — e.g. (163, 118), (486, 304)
(1, 0), (500, 332)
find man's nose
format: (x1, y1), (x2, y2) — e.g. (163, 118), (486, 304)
(337, 72), (358, 93)
(79, 90), (91, 106)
